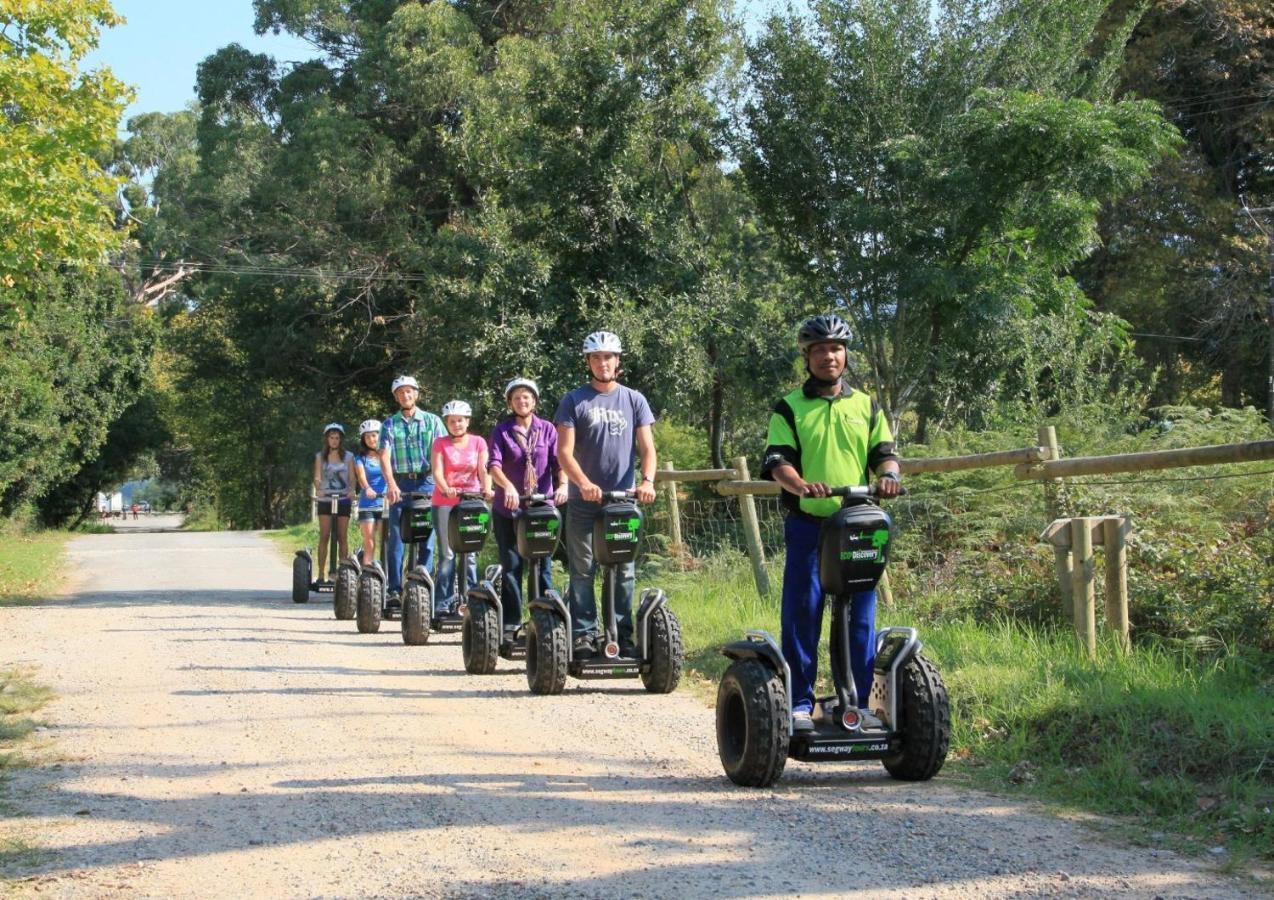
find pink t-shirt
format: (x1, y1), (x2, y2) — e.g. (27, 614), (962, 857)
(431, 435), (487, 507)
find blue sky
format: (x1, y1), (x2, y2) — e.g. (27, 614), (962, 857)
(85, 1), (315, 125)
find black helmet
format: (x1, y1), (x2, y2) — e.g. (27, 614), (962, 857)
(797, 314), (852, 351)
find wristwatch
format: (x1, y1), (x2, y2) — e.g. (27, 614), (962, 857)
(880, 471), (901, 482)
(642, 475), (656, 484)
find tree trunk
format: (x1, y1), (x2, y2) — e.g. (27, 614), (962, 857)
(708, 341), (725, 470)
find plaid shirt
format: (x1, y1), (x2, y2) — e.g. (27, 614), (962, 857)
(380, 408), (444, 476)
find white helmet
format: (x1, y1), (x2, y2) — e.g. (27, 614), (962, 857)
(323, 422), (345, 435)
(391, 375), (419, 394)
(441, 400), (472, 418)
(359, 419), (381, 436)
(504, 377), (540, 399)
(582, 331), (622, 354)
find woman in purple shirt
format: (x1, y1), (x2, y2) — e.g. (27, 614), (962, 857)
(488, 378), (568, 635)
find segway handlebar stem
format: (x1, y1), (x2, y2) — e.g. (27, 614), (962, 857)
(825, 484), (909, 499)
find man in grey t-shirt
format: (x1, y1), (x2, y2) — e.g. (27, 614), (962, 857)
(554, 330), (657, 658)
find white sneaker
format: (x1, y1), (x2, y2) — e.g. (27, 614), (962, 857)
(792, 711), (815, 732)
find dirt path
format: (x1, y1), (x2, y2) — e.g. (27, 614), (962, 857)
(0, 527), (1259, 898)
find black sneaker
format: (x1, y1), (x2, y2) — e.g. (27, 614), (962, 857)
(572, 635), (596, 659)
(618, 642), (638, 659)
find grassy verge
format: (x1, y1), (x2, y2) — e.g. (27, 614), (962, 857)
(0, 529), (72, 608)
(664, 557), (1274, 865)
(0, 669), (52, 771)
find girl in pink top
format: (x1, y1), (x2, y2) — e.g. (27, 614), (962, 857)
(431, 401), (493, 609)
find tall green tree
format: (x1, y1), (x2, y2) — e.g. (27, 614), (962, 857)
(0, 0), (129, 301)
(741, 0), (1181, 438)
(1080, 0), (1273, 412)
(147, 0), (803, 524)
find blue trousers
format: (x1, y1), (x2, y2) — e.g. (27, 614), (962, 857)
(433, 502), (479, 612)
(564, 499), (635, 643)
(781, 515), (877, 715)
(493, 513), (554, 626)
(385, 476), (435, 594)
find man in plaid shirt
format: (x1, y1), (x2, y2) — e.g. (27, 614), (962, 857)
(379, 375), (445, 601)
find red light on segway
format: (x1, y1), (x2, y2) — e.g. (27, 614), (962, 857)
(841, 708), (861, 731)
(604, 641), (620, 659)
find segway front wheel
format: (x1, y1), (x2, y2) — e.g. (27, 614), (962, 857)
(401, 580), (431, 645)
(462, 599), (500, 674)
(716, 658), (789, 787)
(334, 565), (358, 620)
(526, 608), (567, 695)
(356, 573), (383, 634)
(292, 554), (310, 604)
(641, 605), (683, 694)
(882, 653), (950, 782)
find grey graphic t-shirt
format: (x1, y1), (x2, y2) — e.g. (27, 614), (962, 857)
(554, 384), (655, 499)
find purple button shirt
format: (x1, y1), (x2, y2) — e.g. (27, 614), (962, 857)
(487, 415), (560, 518)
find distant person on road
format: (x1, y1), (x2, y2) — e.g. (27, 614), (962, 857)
(760, 314), (901, 733)
(380, 376), (445, 608)
(555, 331), (657, 659)
(353, 419), (387, 567)
(488, 378), (567, 635)
(431, 400), (493, 614)
(314, 423), (356, 585)
(131, 503), (139, 520)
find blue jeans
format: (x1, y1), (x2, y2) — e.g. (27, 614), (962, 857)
(781, 515), (877, 715)
(493, 513), (554, 626)
(564, 499), (635, 643)
(385, 476), (435, 594)
(434, 502), (478, 613)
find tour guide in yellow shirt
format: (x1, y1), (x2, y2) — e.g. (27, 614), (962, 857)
(760, 314), (902, 732)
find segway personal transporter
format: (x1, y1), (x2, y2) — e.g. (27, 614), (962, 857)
(333, 492), (385, 621)
(716, 485), (950, 787)
(462, 494), (560, 674)
(427, 492), (493, 644)
(355, 490), (435, 644)
(292, 493), (346, 603)
(525, 490), (682, 695)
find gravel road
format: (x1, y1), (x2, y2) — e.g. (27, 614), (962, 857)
(0, 526), (1261, 898)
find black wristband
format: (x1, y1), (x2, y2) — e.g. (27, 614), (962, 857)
(880, 471), (900, 481)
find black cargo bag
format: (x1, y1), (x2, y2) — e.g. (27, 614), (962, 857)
(593, 500), (644, 566)
(818, 502), (892, 594)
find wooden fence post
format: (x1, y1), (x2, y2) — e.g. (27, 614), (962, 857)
(733, 456), (771, 599)
(1040, 425), (1073, 617)
(662, 462), (686, 567)
(1070, 517), (1097, 658)
(1102, 517), (1131, 651)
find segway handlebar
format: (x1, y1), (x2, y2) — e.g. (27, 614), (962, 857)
(601, 489), (637, 502)
(311, 492), (354, 515)
(825, 484), (908, 499)
(521, 493), (552, 505)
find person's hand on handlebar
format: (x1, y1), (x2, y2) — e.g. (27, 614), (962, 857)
(481, 486), (495, 503)
(875, 470), (902, 498)
(553, 483), (568, 506)
(386, 482), (401, 505)
(579, 479), (602, 503)
(635, 480), (656, 504)
(364, 486), (376, 499)
(502, 487), (520, 512)
(802, 481), (832, 498)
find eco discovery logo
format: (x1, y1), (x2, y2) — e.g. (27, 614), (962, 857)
(839, 528), (890, 562)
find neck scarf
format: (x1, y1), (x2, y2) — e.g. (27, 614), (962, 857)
(511, 418), (540, 495)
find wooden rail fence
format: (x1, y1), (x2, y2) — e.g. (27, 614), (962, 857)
(655, 427), (1274, 657)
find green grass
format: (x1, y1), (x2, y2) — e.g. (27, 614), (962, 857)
(663, 559), (1274, 864)
(0, 529), (71, 608)
(0, 669), (52, 770)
